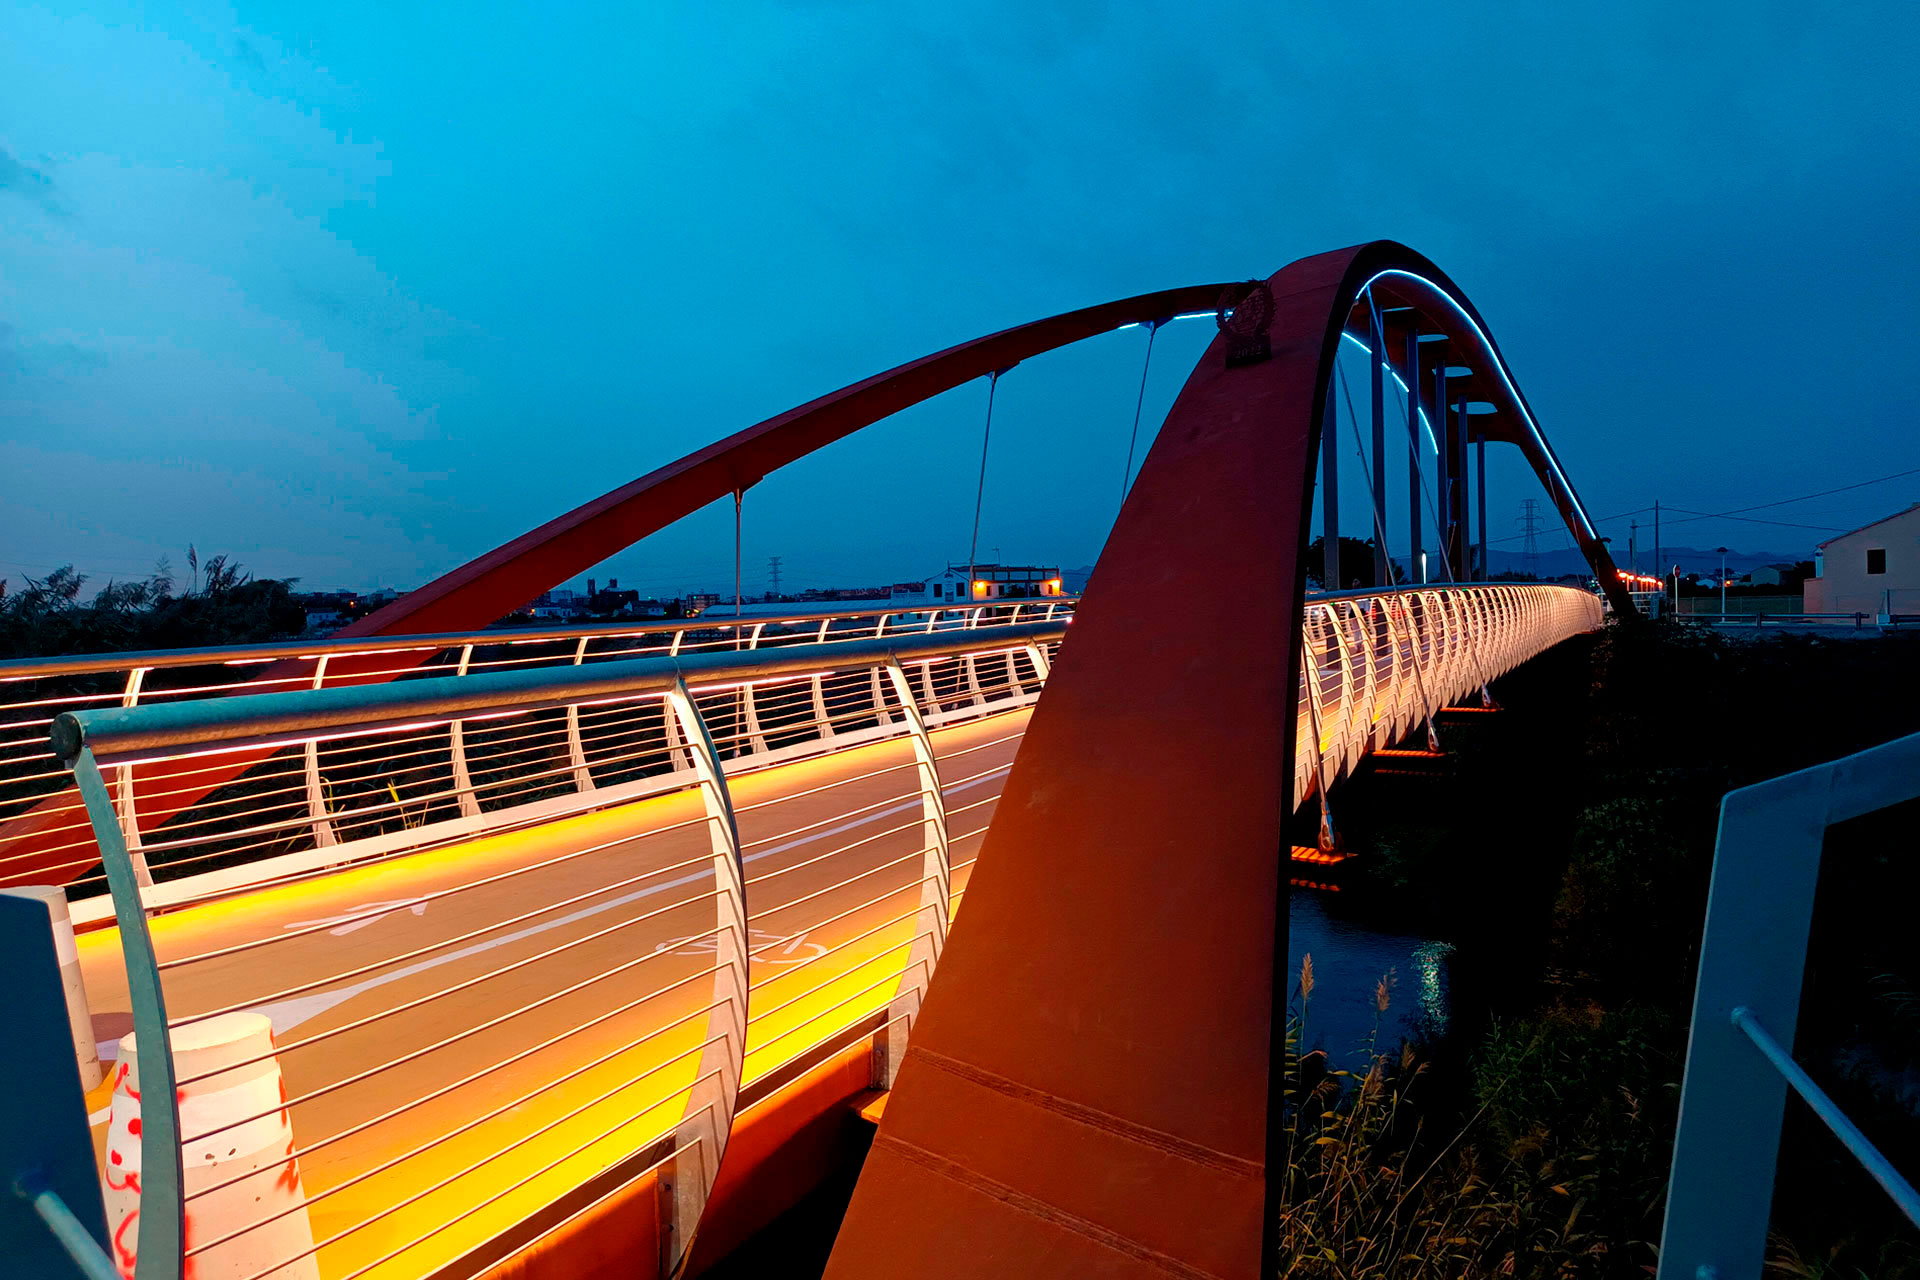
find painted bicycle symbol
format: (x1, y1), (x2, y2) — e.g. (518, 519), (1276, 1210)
(649, 928), (826, 965)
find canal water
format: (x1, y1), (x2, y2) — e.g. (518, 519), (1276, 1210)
(1286, 889), (1450, 1068)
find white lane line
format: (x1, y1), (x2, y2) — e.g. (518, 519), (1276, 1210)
(245, 764), (1011, 1037)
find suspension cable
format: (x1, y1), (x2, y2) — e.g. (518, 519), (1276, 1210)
(1119, 319), (1164, 506)
(733, 487), (744, 650)
(966, 366), (1012, 599)
(1337, 329), (1442, 752)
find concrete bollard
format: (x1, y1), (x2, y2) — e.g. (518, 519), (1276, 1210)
(102, 1012), (320, 1280)
(1, 884), (102, 1092)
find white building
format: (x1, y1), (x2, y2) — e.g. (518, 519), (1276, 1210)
(1807, 502), (1920, 617)
(893, 563), (1064, 606)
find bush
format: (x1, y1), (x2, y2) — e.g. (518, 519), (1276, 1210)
(0, 556), (304, 658)
(1276, 965), (1681, 1280)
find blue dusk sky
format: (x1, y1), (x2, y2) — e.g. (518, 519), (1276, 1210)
(2, 3), (1916, 597)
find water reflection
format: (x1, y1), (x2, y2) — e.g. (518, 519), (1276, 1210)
(1289, 890), (1451, 1067)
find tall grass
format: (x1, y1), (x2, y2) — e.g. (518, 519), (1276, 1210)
(1275, 955), (1667, 1279)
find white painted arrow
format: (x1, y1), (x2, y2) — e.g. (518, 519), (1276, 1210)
(283, 898), (430, 937)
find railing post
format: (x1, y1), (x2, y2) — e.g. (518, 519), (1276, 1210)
(1023, 640), (1052, 684)
(1322, 602), (1365, 790)
(115, 667), (155, 887)
(1299, 607), (1339, 850)
(1656, 769), (1830, 1280)
(811, 619), (834, 741)
(303, 656), (337, 847)
(564, 636), (595, 792)
(1364, 597), (1391, 751)
(658, 680), (748, 1277)
(961, 607), (987, 706)
(1399, 593), (1442, 752)
(868, 616), (894, 725)
(448, 644), (482, 818)
(660, 628), (699, 771)
(739, 624), (770, 756)
(67, 746), (184, 1280)
(876, 658), (951, 1088)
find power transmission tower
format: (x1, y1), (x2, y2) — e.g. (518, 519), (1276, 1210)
(1517, 498), (1544, 580)
(767, 555), (783, 598)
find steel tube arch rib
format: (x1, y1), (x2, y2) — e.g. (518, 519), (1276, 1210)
(0, 251), (1625, 883)
(822, 242), (1621, 1280)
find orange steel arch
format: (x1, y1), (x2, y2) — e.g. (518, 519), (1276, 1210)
(333, 284), (1230, 639)
(820, 242), (1623, 1279)
(3, 250), (1627, 896)
(0, 286), (1214, 886)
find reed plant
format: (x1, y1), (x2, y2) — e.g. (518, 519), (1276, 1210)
(1274, 956), (1668, 1279)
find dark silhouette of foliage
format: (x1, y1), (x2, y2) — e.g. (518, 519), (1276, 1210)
(1305, 535), (1398, 589)
(0, 555), (304, 658)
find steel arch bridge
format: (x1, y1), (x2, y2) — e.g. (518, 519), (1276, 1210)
(3, 242), (1631, 1280)
(0, 241), (1628, 889)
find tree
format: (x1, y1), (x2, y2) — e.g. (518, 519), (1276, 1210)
(1304, 536), (1396, 590)
(0, 553), (304, 659)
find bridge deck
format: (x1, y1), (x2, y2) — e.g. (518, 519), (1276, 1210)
(75, 709), (1027, 1280)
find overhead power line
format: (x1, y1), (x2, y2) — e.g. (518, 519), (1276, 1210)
(1660, 509), (1846, 533)
(1483, 463), (1919, 547)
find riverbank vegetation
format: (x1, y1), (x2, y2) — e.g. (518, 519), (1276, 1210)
(1286, 620), (1920, 1277)
(0, 558), (303, 658)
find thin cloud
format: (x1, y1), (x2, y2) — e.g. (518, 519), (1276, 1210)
(0, 145), (63, 215)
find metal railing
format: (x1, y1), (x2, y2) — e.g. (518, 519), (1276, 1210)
(16, 581), (1605, 1280)
(47, 621), (1063, 1280)
(0, 599), (1074, 911)
(1295, 584), (1602, 809)
(1657, 729), (1920, 1279)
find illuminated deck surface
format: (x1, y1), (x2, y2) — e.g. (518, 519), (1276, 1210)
(77, 708), (1026, 1279)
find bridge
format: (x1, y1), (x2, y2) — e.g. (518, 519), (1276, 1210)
(4, 242), (1661, 1280)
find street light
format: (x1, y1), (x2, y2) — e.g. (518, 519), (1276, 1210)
(1717, 547), (1729, 616)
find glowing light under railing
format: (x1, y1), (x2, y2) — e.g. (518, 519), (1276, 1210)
(1337, 330), (1440, 454)
(690, 671), (834, 693)
(1357, 269), (1598, 542)
(293, 646), (437, 662)
(573, 692), (669, 709)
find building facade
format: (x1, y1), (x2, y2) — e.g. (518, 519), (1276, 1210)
(893, 563), (1064, 606)
(1806, 502), (1920, 617)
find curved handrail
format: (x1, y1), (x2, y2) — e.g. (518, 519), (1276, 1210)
(53, 621), (1069, 766)
(0, 598), (1078, 682)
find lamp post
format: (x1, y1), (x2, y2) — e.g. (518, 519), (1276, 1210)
(1717, 547), (1729, 616)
